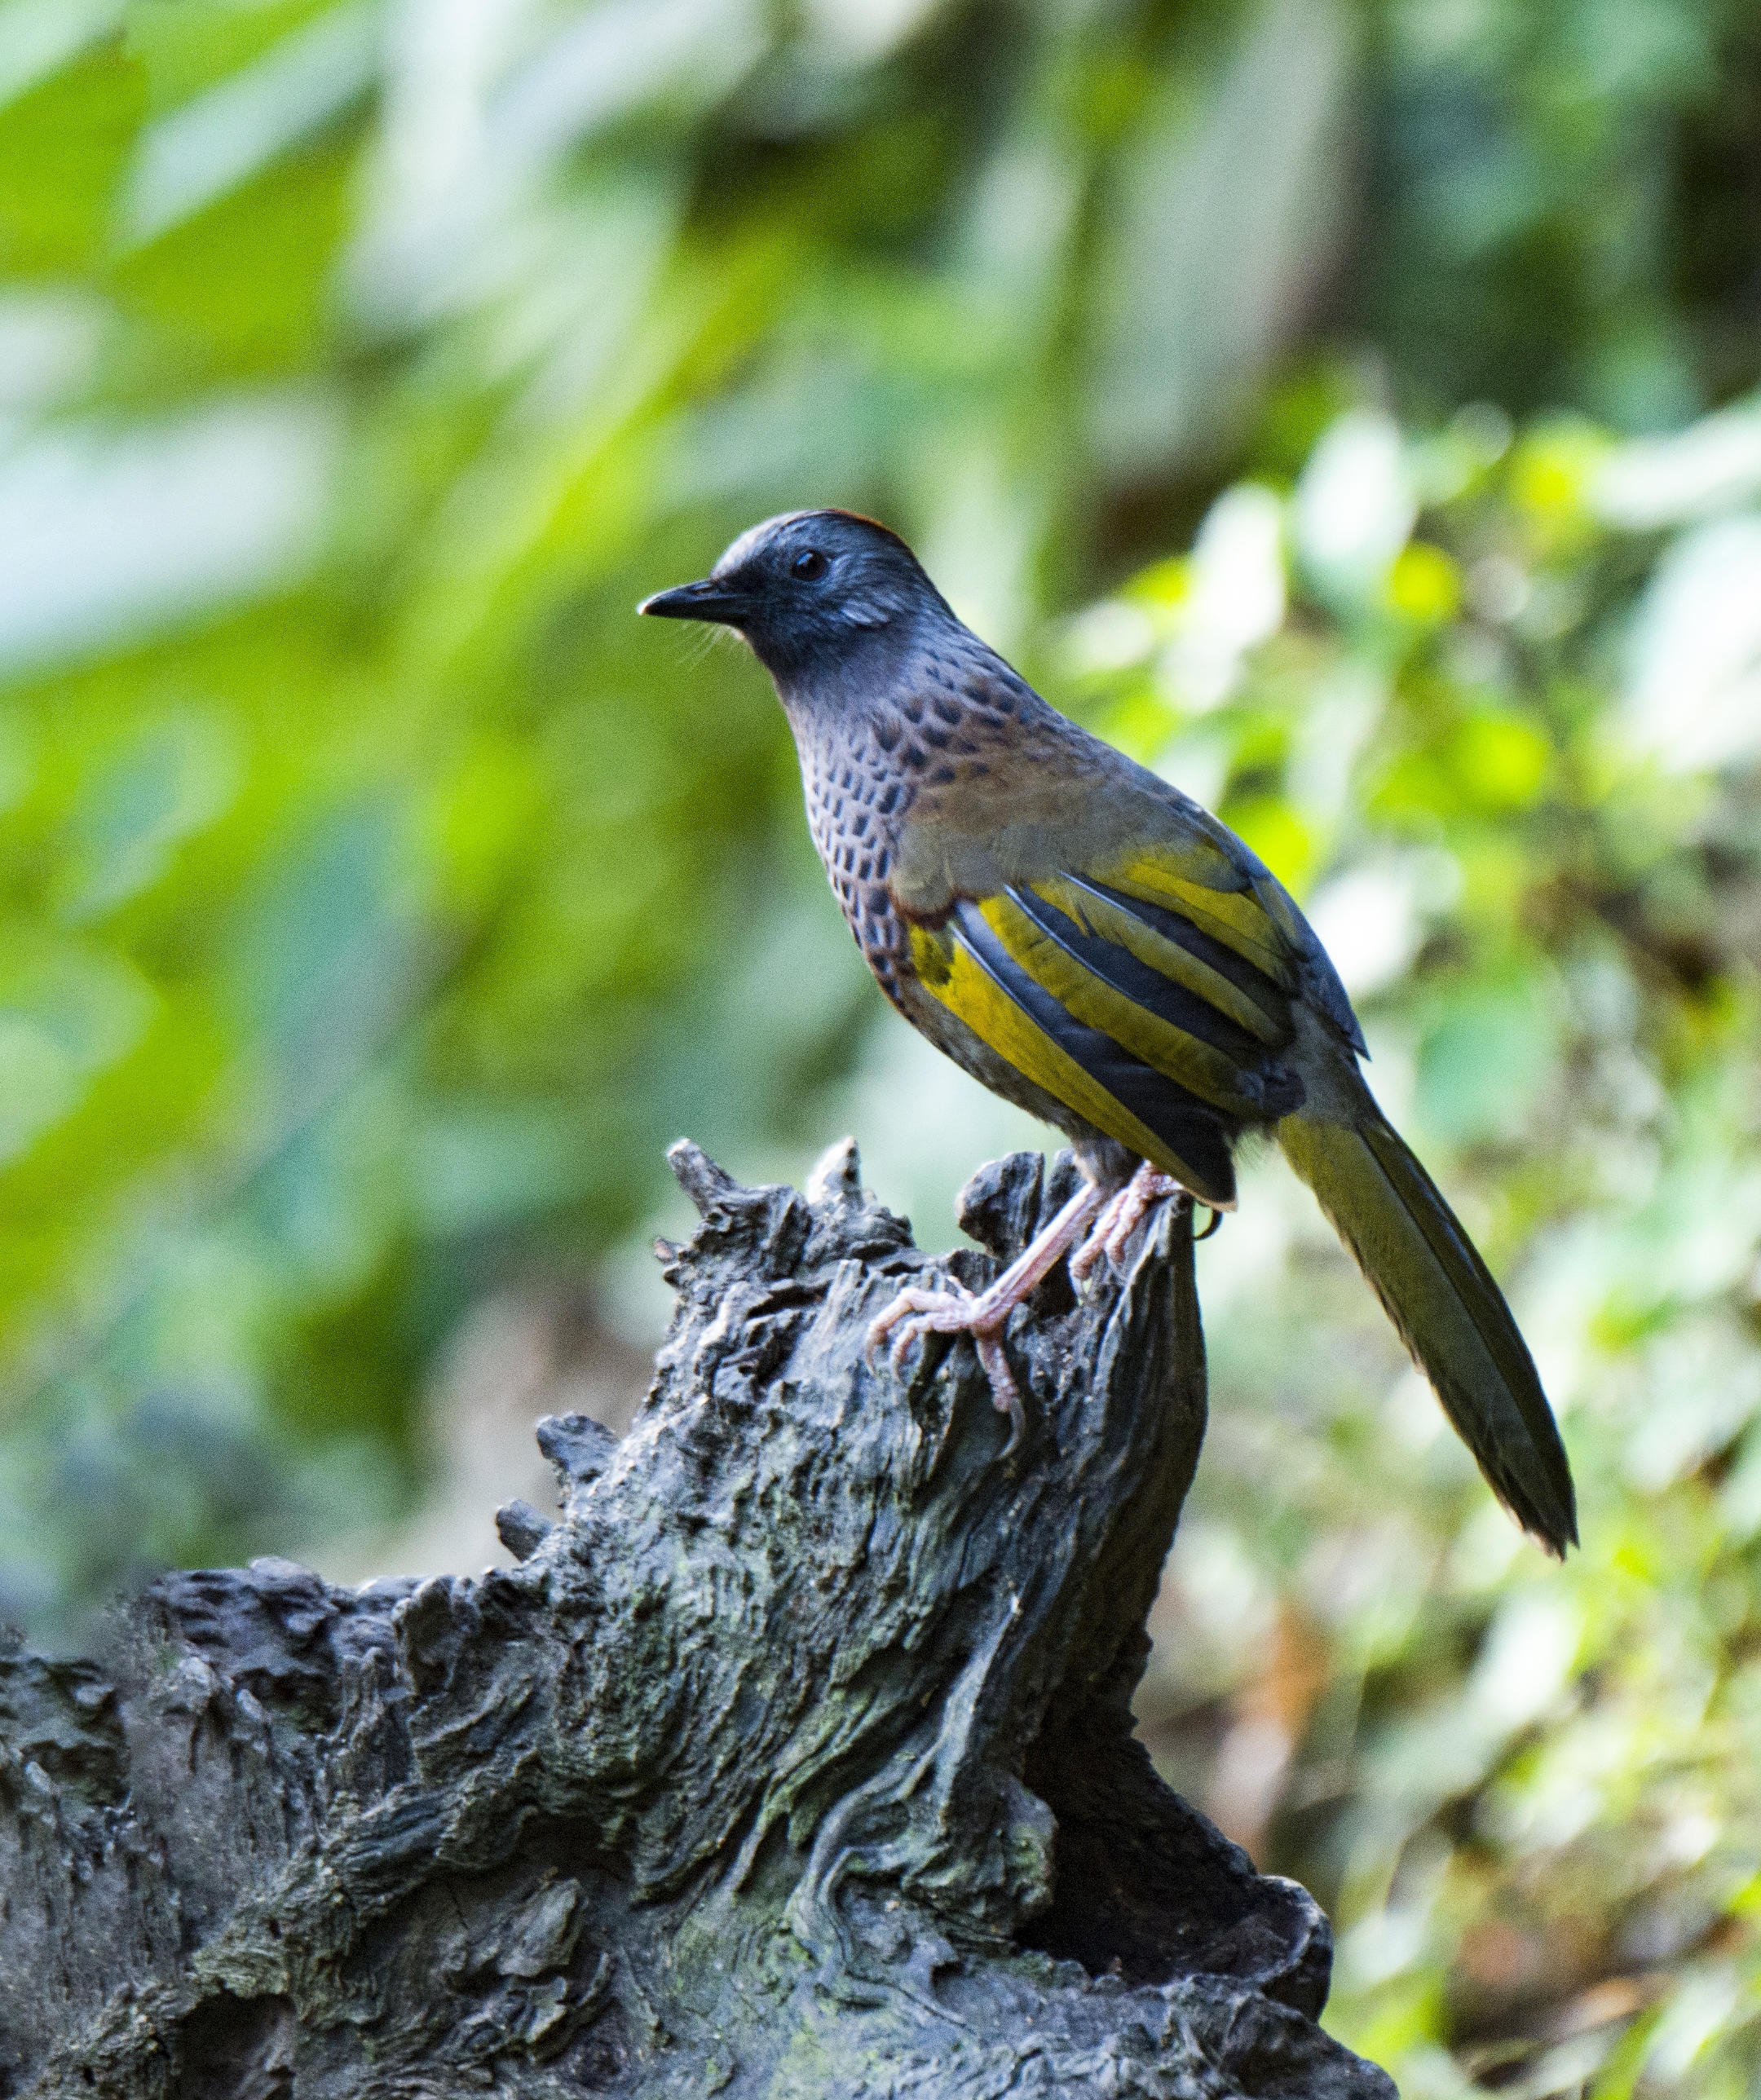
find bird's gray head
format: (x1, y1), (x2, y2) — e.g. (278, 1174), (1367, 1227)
(638, 510), (951, 684)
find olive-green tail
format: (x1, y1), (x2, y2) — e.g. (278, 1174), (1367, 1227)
(1278, 1107), (1577, 1555)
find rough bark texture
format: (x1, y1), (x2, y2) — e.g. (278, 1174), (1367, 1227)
(0, 1140), (1395, 2100)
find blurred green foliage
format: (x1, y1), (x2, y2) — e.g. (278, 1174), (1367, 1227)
(2, 2), (1759, 2092)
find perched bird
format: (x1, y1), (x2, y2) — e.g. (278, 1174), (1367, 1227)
(640, 510), (1577, 1554)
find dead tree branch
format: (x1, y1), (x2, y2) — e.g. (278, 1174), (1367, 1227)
(0, 1141), (1392, 2099)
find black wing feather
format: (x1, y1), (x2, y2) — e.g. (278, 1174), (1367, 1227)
(951, 899), (1238, 1200)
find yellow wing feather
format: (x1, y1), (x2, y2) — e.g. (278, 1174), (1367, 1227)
(1031, 875), (1287, 1043)
(1106, 855), (1296, 989)
(982, 895), (1267, 1118)
(907, 920), (1226, 1197)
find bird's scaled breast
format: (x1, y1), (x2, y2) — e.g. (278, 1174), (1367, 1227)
(797, 727), (917, 1004)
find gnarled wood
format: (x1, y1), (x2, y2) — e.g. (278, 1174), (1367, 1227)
(0, 1142), (1392, 2099)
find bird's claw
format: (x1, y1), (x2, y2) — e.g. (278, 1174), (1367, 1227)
(863, 1179), (1113, 1456)
(1070, 1165), (1185, 1284)
(866, 1281), (977, 1377)
(865, 1282), (1026, 1449)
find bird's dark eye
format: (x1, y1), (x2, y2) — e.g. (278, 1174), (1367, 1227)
(791, 549), (828, 581)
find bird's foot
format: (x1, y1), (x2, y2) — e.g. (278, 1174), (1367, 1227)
(1069, 1162), (1186, 1284)
(866, 1180), (1106, 1452)
(867, 1281), (1029, 1445)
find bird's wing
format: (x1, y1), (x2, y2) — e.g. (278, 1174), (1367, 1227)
(906, 839), (1329, 1207)
(1105, 834), (1367, 1054)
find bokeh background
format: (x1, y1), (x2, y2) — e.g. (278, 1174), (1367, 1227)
(4, 0), (1761, 2089)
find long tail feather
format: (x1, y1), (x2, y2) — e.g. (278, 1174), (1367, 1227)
(1278, 1107), (1578, 1555)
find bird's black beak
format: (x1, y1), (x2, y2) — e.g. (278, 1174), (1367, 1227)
(637, 576), (750, 625)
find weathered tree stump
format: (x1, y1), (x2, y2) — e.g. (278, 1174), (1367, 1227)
(0, 1140), (1394, 2098)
